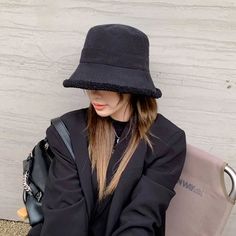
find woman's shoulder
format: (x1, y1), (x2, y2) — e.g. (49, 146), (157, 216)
(60, 107), (89, 123)
(144, 113), (187, 170)
(46, 107), (88, 143)
(50, 107), (89, 132)
(45, 107), (89, 161)
(149, 113), (186, 151)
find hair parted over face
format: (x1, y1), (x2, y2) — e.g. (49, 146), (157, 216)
(85, 89), (132, 121)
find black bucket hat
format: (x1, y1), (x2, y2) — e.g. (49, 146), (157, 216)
(63, 24), (162, 99)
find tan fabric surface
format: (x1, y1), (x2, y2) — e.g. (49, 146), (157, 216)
(166, 144), (235, 236)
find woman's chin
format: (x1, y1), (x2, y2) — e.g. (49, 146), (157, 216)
(94, 109), (111, 117)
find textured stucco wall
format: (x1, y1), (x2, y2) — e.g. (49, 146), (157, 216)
(0, 1), (235, 235)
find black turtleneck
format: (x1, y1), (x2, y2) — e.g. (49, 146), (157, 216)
(109, 116), (129, 138)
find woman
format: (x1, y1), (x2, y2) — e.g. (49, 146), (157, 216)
(28, 24), (186, 236)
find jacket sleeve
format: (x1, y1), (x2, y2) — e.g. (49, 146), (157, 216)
(111, 130), (187, 236)
(38, 124), (88, 236)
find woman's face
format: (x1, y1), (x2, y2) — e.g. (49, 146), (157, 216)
(85, 89), (132, 121)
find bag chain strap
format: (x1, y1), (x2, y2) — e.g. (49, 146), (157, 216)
(23, 152), (33, 195)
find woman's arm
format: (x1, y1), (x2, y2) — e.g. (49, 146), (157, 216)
(111, 130), (187, 236)
(38, 125), (88, 236)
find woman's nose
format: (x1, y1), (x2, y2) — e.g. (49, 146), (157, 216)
(87, 90), (103, 98)
(88, 90), (94, 95)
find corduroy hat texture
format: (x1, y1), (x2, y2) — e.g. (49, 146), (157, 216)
(63, 23), (162, 98)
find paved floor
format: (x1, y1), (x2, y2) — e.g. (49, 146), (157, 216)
(0, 219), (30, 236)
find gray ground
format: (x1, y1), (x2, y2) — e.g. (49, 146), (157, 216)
(0, 219), (30, 236)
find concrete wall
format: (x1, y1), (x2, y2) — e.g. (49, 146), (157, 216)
(0, 0), (235, 235)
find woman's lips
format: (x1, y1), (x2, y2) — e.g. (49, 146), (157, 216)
(93, 103), (107, 110)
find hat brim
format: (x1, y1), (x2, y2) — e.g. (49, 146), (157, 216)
(63, 63), (162, 98)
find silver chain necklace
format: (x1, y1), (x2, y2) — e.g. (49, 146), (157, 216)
(112, 126), (131, 154)
(113, 129), (120, 144)
(113, 126), (131, 145)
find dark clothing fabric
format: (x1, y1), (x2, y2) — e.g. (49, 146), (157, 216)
(27, 107), (187, 236)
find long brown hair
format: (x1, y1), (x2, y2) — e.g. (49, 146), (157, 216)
(86, 93), (158, 202)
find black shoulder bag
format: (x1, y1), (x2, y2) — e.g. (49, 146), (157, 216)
(22, 117), (75, 226)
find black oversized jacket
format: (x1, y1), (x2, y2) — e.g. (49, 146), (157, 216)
(28, 107), (186, 236)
